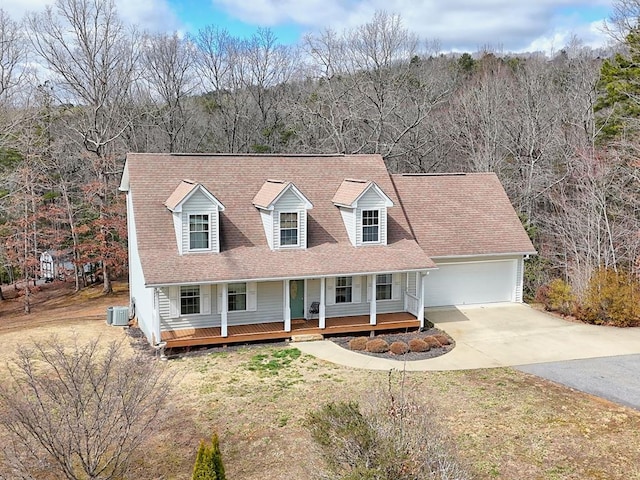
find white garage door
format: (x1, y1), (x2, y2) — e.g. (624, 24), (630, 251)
(424, 260), (517, 307)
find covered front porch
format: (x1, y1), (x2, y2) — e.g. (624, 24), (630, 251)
(161, 311), (420, 349)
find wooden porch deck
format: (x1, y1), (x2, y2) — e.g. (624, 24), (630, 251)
(161, 312), (420, 349)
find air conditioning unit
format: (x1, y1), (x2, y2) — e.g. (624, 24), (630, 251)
(106, 307), (114, 325)
(111, 306), (130, 326)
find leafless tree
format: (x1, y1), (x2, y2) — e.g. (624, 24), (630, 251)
(0, 338), (173, 480)
(141, 32), (198, 152)
(27, 0), (139, 293)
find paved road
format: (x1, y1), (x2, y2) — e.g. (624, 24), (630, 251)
(517, 354), (640, 411)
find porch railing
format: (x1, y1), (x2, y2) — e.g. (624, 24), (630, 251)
(404, 291), (419, 317)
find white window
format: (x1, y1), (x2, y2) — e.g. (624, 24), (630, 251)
(376, 274), (392, 300)
(362, 210), (379, 243)
(228, 283), (247, 311)
(279, 212), (299, 246)
(336, 276), (352, 303)
(180, 286), (200, 315)
(189, 214), (210, 250)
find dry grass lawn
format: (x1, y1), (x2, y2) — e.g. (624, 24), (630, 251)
(1, 281), (639, 479)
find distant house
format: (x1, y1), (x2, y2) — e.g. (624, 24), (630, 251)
(119, 154), (535, 348)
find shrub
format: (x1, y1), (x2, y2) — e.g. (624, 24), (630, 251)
(348, 337), (368, 351)
(423, 336), (442, 349)
(433, 334), (451, 346)
(306, 379), (471, 479)
(408, 338), (430, 352)
(366, 338), (389, 353)
(389, 341), (409, 355)
(192, 433), (226, 480)
(544, 278), (575, 315)
(578, 267), (640, 327)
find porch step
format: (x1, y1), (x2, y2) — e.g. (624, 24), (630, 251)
(291, 333), (324, 342)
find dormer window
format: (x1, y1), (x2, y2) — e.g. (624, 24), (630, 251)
(279, 212), (299, 246)
(189, 214), (210, 250)
(332, 179), (393, 247)
(362, 210), (379, 243)
(164, 180), (225, 255)
(253, 180), (313, 250)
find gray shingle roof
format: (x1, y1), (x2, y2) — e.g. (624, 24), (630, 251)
(125, 153), (436, 286)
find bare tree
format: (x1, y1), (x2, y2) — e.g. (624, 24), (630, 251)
(27, 0), (139, 293)
(141, 32), (198, 152)
(0, 338), (173, 480)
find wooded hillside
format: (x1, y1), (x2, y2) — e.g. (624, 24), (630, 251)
(1, 1), (639, 312)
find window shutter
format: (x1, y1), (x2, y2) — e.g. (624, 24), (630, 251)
(352, 276), (362, 303)
(169, 286), (179, 318)
(247, 282), (257, 311)
(392, 274), (401, 300)
(326, 277), (335, 306)
(216, 285), (223, 313)
(200, 285), (211, 314)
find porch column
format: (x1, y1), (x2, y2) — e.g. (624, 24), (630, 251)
(221, 283), (228, 337)
(319, 277), (326, 329)
(418, 272), (426, 329)
(154, 288), (161, 345)
(284, 279), (291, 332)
(369, 274), (377, 325)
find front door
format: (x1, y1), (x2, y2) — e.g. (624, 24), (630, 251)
(290, 279), (305, 319)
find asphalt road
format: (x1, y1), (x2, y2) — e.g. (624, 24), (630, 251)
(517, 354), (640, 411)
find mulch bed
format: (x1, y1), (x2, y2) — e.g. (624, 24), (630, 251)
(329, 327), (455, 361)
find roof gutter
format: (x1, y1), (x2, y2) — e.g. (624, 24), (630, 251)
(430, 251), (537, 260)
(145, 266), (438, 288)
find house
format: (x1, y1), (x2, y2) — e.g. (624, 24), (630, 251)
(119, 154), (535, 348)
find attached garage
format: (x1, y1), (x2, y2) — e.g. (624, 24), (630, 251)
(423, 258), (522, 307)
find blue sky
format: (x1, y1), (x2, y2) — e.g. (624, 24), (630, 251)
(4, 0), (615, 53)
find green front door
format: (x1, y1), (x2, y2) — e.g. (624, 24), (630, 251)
(290, 280), (305, 319)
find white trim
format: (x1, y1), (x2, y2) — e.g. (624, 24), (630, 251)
(284, 279), (291, 332)
(369, 274), (376, 325)
(278, 210), (301, 248)
(361, 208), (382, 245)
(171, 184), (225, 213)
(146, 268), (438, 288)
(430, 252), (536, 260)
(187, 213), (213, 252)
(221, 283), (228, 337)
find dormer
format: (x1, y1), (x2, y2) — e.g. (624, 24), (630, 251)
(165, 180), (225, 255)
(332, 179), (394, 247)
(253, 180), (313, 250)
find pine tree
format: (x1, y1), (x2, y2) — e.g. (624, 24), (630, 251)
(595, 28), (640, 141)
(191, 435), (225, 480)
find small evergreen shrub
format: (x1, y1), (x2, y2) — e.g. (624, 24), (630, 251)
(408, 338), (430, 352)
(423, 336), (442, 349)
(348, 337), (368, 351)
(389, 341), (409, 355)
(578, 267), (640, 327)
(433, 334), (451, 346)
(366, 338), (389, 353)
(192, 433), (226, 480)
(544, 278), (575, 315)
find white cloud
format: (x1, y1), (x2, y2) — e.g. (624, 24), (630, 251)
(2, 0), (183, 33)
(212, 0), (614, 52)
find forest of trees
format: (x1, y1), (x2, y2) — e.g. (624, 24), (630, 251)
(1, 0), (639, 313)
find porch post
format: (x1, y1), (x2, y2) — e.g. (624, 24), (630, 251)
(369, 274), (377, 325)
(284, 279), (291, 332)
(221, 283), (228, 337)
(319, 277), (326, 329)
(154, 288), (161, 345)
(418, 272), (426, 329)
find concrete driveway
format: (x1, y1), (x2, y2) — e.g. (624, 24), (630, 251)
(425, 303), (640, 368)
(296, 303), (640, 371)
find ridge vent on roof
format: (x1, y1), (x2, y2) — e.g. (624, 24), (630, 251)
(344, 178), (368, 183)
(168, 153), (347, 157)
(400, 172), (467, 176)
